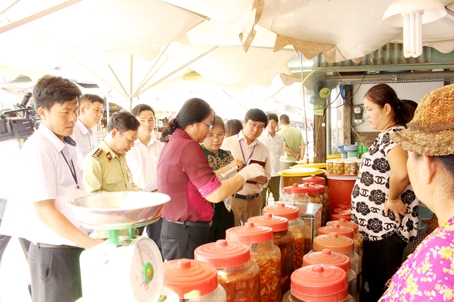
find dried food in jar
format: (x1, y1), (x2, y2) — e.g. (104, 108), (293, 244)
(251, 250), (282, 302)
(218, 263), (261, 302)
(273, 231), (294, 294)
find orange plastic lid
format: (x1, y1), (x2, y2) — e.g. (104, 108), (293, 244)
(262, 203), (299, 220)
(326, 219), (358, 235)
(331, 213), (352, 221)
(290, 264), (348, 301)
(247, 213), (288, 232)
(313, 233), (354, 254)
(283, 183), (309, 194)
(303, 249), (350, 272)
(194, 240), (250, 268)
(302, 175), (326, 185)
(306, 184), (319, 195)
(317, 224), (354, 239)
(225, 222), (273, 244)
(163, 259), (219, 299)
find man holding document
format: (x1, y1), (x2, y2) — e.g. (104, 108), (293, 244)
(222, 108), (271, 226)
(0, 75), (103, 302)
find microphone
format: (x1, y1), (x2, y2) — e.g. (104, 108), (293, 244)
(19, 92), (32, 108)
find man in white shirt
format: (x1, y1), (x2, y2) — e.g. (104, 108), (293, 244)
(258, 113), (284, 202)
(72, 94), (105, 169)
(126, 104), (164, 249)
(222, 108), (271, 225)
(0, 75), (103, 302)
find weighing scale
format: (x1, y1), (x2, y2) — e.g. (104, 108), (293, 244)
(68, 191), (170, 302)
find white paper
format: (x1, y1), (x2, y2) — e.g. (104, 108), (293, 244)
(140, 177), (158, 192)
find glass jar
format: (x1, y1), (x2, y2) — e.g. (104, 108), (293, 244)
(326, 219), (362, 264)
(194, 240), (260, 302)
(303, 249), (359, 302)
(302, 175), (330, 226)
(281, 183), (311, 204)
(262, 203), (305, 269)
(163, 259), (227, 302)
(282, 264), (354, 302)
(225, 223), (282, 302)
(313, 232), (360, 275)
(333, 159), (345, 175)
(248, 213), (294, 294)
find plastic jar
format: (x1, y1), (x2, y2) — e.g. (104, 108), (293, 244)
(282, 264), (354, 302)
(194, 240), (260, 302)
(332, 159), (345, 175)
(163, 258), (227, 302)
(248, 213), (294, 294)
(225, 223), (282, 302)
(326, 159), (335, 174)
(262, 203), (305, 269)
(313, 233), (360, 275)
(344, 159), (357, 175)
(303, 249), (359, 302)
(281, 183), (311, 204)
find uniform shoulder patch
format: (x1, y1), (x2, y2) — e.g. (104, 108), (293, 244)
(92, 148), (103, 159)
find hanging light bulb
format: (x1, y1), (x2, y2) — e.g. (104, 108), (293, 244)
(382, 0), (446, 58)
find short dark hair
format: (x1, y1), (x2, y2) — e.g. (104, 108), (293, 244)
(267, 113), (279, 123)
(244, 108), (268, 125)
(107, 111), (140, 133)
(225, 119), (243, 137)
(279, 114), (290, 124)
(33, 75), (81, 111)
(211, 116), (225, 132)
(131, 104), (155, 117)
(78, 94), (104, 114)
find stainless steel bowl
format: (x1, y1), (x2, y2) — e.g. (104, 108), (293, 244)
(68, 191), (170, 230)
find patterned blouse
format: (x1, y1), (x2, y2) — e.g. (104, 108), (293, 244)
(351, 126), (418, 242)
(202, 145), (234, 171)
(380, 216), (454, 301)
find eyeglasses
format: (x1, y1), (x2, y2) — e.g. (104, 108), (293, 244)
(202, 119), (214, 131)
(247, 121), (265, 131)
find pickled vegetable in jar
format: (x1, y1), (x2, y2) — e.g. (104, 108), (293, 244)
(163, 259), (227, 302)
(281, 183), (311, 204)
(326, 159), (335, 174)
(225, 223), (282, 302)
(344, 159), (357, 175)
(248, 213), (294, 294)
(194, 240), (260, 302)
(332, 159), (345, 175)
(262, 203), (305, 269)
(282, 264), (354, 302)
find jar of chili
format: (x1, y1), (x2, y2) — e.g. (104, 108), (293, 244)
(194, 240), (260, 302)
(313, 232), (360, 275)
(303, 249), (359, 302)
(163, 258), (227, 302)
(225, 222), (281, 302)
(282, 264), (355, 302)
(262, 203), (305, 269)
(248, 213), (294, 294)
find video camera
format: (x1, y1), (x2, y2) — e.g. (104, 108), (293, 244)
(0, 92), (40, 146)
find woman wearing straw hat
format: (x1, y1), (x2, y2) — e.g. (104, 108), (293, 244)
(380, 84), (454, 301)
(350, 84), (419, 301)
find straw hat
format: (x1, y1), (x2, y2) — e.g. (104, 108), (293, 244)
(391, 84), (454, 156)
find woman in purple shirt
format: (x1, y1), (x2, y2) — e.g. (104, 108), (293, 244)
(157, 98), (265, 260)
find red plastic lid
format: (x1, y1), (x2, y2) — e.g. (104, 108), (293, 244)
(313, 233), (354, 254)
(225, 222), (273, 244)
(303, 249), (350, 272)
(317, 224), (354, 239)
(302, 175), (326, 185)
(290, 264), (348, 301)
(331, 213), (352, 221)
(247, 213), (288, 232)
(283, 183), (309, 194)
(262, 203), (299, 220)
(336, 202), (351, 210)
(163, 259), (219, 299)
(326, 219), (358, 235)
(307, 184), (319, 195)
(194, 240), (250, 268)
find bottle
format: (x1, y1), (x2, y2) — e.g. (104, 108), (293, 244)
(267, 192), (274, 207)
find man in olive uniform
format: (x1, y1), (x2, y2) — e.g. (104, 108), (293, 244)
(83, 111), (141, 193)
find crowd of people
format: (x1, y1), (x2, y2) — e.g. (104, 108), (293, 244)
(0, 74), (453, 302)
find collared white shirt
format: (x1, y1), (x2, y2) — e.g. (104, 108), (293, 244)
(0, 123), (87, 246)
(258, 130), (284, 176)
(72, 119), (95, 169)
(126, 135), (164, 188)
(222, 130), (271, 195)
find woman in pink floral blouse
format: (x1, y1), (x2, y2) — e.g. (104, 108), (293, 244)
(380, 84), (454, 301)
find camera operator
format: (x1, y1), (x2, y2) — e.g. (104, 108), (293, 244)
(0, 75), (103, 302)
